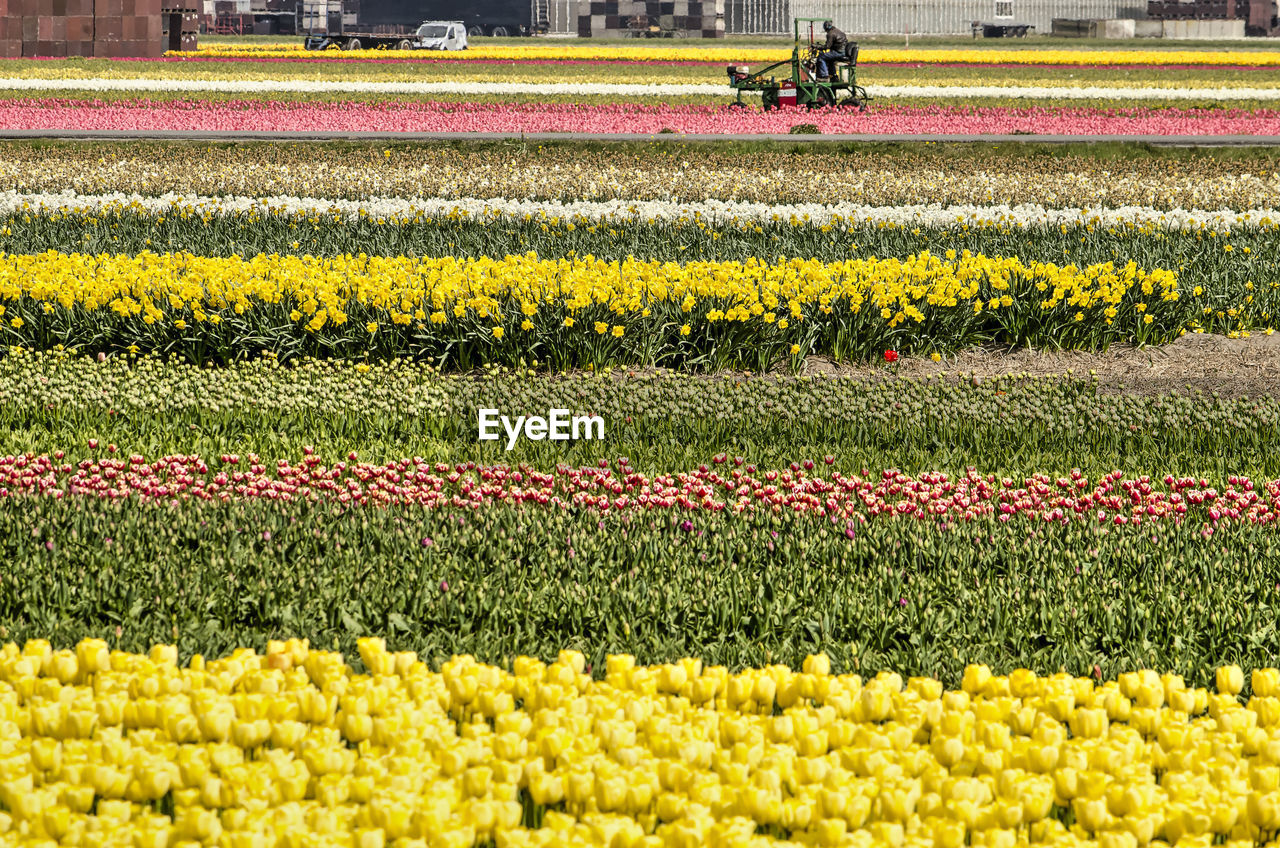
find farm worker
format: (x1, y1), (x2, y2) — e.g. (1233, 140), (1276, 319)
(815, 20), (847, 82)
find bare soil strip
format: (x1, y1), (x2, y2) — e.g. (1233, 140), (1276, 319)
(801, 333), (1280, 398)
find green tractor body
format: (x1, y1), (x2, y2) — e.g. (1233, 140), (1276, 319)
(726, 17), (871, 111)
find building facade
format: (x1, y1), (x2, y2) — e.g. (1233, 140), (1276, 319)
(727, 0), (1147, 34)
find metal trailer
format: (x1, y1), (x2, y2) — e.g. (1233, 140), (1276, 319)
(304, 25), (420, 48)
(727, 17), (870, 110)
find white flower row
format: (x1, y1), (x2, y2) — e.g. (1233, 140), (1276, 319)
(4, 190), (1279, 232)
(3, 76), (1280, 100)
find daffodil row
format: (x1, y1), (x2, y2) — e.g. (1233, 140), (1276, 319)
(0, 250), (1200, 366)
(4, 636), (1280, 847)
(8, 191), (1280, 233)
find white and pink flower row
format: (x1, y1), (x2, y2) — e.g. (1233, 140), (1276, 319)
(2, 451), (1272, 527)
(4, 100), (1280, 136)
(7, 190), (1278, 232)
(2, 76), (1279, 101)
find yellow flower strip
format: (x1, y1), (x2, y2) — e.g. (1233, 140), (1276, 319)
(1, 638), (1277, 846)
(183, 43), (1280, 67)
(0, 250), (1179, 333)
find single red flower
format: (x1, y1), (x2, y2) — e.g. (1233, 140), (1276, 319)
(884, 350), (899, 363)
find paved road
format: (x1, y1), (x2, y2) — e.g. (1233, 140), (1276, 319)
(0, 130), (1277, 146)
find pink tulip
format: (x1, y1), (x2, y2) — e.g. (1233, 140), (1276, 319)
(0, 451), (1274, 527)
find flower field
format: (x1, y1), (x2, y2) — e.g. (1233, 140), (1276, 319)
(5, 37), (1280, 135)
(1, 54), (1280, 841)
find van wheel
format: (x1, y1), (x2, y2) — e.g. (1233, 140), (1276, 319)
(491, 26), (509, 36)
(397, 39), (411, 49)
(344, 38), (361, 50)
(468, 25), (483, 36)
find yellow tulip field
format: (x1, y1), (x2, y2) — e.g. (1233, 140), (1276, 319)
(4, 637), (1280, 848)
(0, 31), (1279, 843)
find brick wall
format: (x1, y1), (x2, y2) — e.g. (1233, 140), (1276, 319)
(0, 0), (198, 57)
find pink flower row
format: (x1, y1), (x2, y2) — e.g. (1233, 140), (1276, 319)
(4, 451), (1277, 526)
(2, 99), (1279, 135)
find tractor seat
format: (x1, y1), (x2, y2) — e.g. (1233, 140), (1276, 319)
(842, 41), (859, 66)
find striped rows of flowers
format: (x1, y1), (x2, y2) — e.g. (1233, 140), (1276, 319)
(5, 59), (1276, 97)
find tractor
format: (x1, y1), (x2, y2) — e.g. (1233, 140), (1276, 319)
(726, 17), (870, 111)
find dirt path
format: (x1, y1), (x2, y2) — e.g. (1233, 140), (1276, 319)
(801, 332), (1280, 397)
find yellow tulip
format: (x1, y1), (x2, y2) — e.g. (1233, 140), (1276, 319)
(1217, 666), (1245, 696)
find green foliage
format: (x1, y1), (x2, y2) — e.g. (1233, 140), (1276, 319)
(4, 497), (1277, 687)
(5, 352), (1280, 477)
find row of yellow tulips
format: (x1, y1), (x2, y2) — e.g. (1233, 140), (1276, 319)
(1, 638), (1279, 847)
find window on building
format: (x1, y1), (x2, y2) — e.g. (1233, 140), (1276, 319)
(994, 0), (1013, 17)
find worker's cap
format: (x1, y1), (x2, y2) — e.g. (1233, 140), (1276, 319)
(822, 19), (833, 29)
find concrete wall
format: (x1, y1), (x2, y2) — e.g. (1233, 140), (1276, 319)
(1161, 16), (1245, 34)
(726, 0), (1145, 34)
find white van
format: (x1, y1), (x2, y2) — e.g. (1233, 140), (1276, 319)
(413, 21), (468, 50)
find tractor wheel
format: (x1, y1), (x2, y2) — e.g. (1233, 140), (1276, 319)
(728, 101), (747, 109)
(809, 87), (835, 109)
(761, 90), (779, 111)
(491, 26), (509, 37)
(344, 38), (361, 50)
(397, 39), (411, 50)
